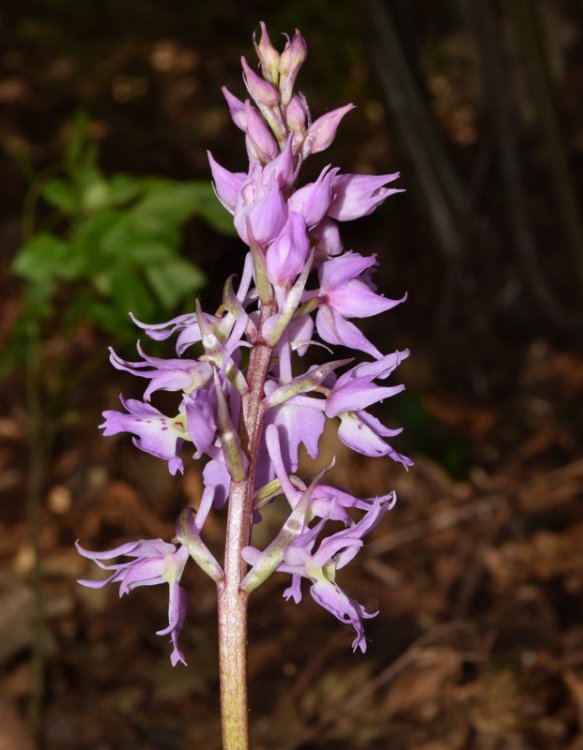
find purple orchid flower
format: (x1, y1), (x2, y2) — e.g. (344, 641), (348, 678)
(76, 538), (190, 666)
(244, 496), (392, 653)
(264, 423), (396, 524)
(314, 253), (405, 358)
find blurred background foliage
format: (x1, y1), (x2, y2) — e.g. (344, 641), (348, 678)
(6, 110), (234, 373)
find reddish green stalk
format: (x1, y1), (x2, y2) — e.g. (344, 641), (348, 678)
(218, 309), (273, 750)
(217, 478), (250, 750)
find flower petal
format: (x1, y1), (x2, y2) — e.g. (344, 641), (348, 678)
(319, 252), (376, 292)
(328, 280), (405, 319)
(329, 172), (403, 221)
(315, 307), (383, 358)
(326, 382), (405, 418)
(302, 103), (355, 157)
(208, 152), (246, 213)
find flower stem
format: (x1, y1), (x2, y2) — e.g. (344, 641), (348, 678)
(218, 314), (274, 750)
(218, 480), (250, 750)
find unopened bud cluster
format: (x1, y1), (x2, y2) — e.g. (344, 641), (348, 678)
(77, 24), (410, 665)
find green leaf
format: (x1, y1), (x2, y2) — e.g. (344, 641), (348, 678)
(185, 180), (237, 236)
(145, 258), (205, 309)
(13, 234), (85, 281)
(130, 181), (200, 236)
(109, 265), (158, 320)
(69, 212), (122, 275)
(130, 180), (236, 239)
(104, 174), (144, 208)
(97, 216), (175, 263)
(80, 298), (134, 337)
(41, 178), (78, 214)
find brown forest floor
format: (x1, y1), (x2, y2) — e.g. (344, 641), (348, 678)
(1, 2), (583, 749)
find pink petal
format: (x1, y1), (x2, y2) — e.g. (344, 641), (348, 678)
(302, 103), (355, 157)
(328, 280), (406, 318)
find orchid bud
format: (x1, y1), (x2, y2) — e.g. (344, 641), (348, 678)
(244, 101), (278, 163)
(254, 21), (280, 84)
(302, 103), (355, 158)
(234, 172), (287, 248)
(263, 135), (296, 190)
(221, 86), (247, 131)
(285, 94), (308, 132)
(288, 166), (338, 227)
(279, 29), (307, 105)
(286, 93), (310, 154)
(207, 151), (245, 214)
(241, 56), (280, 109)
(265, 212), (309, 288)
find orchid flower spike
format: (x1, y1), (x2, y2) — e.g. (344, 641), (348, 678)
(78, 23), (410, 678)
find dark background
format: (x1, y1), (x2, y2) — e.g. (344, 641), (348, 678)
(1, 2), (583, 749)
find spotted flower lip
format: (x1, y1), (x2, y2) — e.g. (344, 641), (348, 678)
(100, 396), (187, 475)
